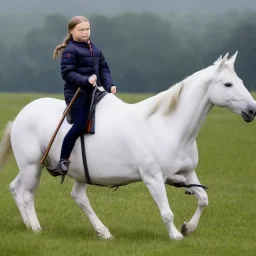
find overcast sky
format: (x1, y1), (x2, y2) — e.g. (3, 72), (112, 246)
(1, 0), (255, 16)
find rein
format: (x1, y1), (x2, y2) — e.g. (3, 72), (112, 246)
(172, 183), (208, 190)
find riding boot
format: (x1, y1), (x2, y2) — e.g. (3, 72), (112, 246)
(46, 159), (70, 184)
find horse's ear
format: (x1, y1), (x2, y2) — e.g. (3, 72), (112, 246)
(216, 53), (228, 72)
(223, 52), (229, 59)
(213, 54), (222, 65)
(227, 51), (238, 68)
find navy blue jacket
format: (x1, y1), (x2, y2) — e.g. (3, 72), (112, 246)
(61, 39), (114, 104)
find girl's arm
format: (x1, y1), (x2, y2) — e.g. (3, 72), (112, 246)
(61, 47), (91, 89)
(99, 52), (114, 92)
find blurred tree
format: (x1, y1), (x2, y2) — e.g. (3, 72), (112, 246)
(0, 11), (256, 93)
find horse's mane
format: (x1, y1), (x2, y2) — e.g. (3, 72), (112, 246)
(146, 81), (184, 117)
(145, 53), (236, 118)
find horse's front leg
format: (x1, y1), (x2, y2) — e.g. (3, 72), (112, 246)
(71, 180), (113, 239)
(143, 172), (183, 240)
(181, 170), (208, 236)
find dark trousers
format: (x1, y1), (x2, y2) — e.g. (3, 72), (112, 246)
(60, 102), (90, 160)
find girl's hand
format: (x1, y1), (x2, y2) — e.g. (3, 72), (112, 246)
(89, 74), (97, 86)
(111, 86), (116, 94)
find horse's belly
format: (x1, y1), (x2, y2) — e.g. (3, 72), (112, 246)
(69, 161), (141, 185)
(91, 162), (141, 185)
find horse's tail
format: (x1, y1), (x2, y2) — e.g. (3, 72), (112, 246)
(0, 121), (13, 171)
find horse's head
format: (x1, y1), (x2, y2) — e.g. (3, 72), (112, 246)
(209, 52), (256, 123)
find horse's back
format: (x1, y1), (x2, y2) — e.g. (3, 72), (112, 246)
(14, 97), (65, 121)
(12, 97), (65, 135)
(11, 95), (131, 154)
(9, 98), (65, 162)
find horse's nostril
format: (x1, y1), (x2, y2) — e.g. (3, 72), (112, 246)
(249, 109), (254, 115)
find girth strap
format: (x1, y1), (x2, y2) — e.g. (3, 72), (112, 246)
(80, 135), (92, 184)
(79, 88), (107, 185)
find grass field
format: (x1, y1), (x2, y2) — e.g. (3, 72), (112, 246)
(0, 93), (255, 256)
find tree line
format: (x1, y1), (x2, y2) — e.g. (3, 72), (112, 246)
(0, 11), (256, 93)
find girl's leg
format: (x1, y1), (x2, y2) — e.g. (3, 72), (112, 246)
(47, 102), (90, 176)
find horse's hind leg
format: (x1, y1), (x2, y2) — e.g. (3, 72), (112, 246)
(21, 163), (43, 232)
(181, 170), (208, 236)
(10, 162), (43, 232)
(10, 124), (44, 232)
(9, 173), (30, 228)
(71, 180), (113, 239)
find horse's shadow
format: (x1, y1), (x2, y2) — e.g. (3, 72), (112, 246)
(112, 228), (170, 242)
(41, 225), (170, 242)
(1, 217), (175, 242)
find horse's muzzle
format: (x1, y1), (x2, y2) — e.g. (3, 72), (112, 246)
(241, 110), (256, 123)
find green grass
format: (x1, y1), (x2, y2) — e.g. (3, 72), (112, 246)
(0, 93), (256, 256)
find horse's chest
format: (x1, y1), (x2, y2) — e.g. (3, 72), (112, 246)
(175, 145), (198, 172)
(170, 154), (197, 174)
(179, 157), (195, 171)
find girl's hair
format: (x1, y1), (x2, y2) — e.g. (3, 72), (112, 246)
(53, 16), (90, 59)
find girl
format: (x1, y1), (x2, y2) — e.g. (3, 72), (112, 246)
(47, 16), (116, 179)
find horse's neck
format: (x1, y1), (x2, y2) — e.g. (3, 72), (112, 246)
(138, 67), (214, 146)
(171, 81), (213, 144)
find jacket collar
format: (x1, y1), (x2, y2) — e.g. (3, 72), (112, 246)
(69, 38), (93, 48)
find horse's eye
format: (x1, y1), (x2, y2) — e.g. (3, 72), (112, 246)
(224, 83), (233, 87)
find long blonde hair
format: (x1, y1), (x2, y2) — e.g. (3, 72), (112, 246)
(53, 16), (90, 59)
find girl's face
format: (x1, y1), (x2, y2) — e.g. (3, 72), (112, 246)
(70, 21), (91, 42)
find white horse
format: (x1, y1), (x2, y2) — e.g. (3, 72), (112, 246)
(0, 52), (255, 240)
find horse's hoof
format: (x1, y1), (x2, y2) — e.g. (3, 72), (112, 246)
(97, 229), (114, 240)
(98, 232), (114, 240)
(170, 232), (183, 241)
(181, 222), (196, 236)
(32, 226), (42, 233)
